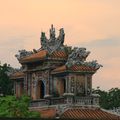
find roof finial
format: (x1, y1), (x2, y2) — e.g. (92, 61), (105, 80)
(50, 24), (55, 39)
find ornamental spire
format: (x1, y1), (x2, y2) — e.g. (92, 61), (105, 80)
(40, 25), (65, 53)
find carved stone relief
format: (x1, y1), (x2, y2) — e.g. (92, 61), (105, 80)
(70, 76), (75, 93)
(15, 49), (33, 60)
(66, 47), (102, 70)
(76, 75), (85, 95)
(66, 47), (90, 68)
(84, 60), (103, 70)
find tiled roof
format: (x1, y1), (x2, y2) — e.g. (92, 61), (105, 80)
(70, 65), (96, 71)
(50, 51), (68, 59)
(61, 108), (120, 120)
(52, 64), (96, 74)
(20, 50), (48, 63)
(20, 50), (67, 63)
(10, 71), (24, 80)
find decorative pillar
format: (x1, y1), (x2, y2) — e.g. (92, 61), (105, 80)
(47, 71), (50, 95)
(27, 73), (31, 96)
(68, 75), (71, 93)
(34, 80), (38, 99)
(65, 77), (68, 93)
(31, 73), (38, 100)
(44, 70), (51, 98)
(90, 76), (92, 95)
(85, 75), (87, 95)
(49, 75), (53, 95)
(63, 75), (74, 105)
(24, 73), (28, 95)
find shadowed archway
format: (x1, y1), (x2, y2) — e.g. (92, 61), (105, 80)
(37, 80), (45, 99)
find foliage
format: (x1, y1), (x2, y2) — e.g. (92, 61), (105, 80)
(0, 95), (40, 118)
(92, 87), (120, 109)
(0, 63), (13, 96)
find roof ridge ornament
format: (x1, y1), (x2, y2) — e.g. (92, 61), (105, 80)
(65, 47), (102, 70)
(50, 24), (56, 41)
(40, 25), (65, 53)
(15, 49), (33, 60)
(66, 47), (90, 68)
(84, 60), (103, 70)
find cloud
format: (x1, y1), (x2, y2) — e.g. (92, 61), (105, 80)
(79, 38), (120, 47)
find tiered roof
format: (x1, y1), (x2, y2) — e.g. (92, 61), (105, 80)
(13, 25), (102, 75)
(19, 50), (68, 63)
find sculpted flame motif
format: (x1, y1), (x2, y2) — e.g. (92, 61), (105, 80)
(40, 24), (65, 53)
(66, 47), (90, 67)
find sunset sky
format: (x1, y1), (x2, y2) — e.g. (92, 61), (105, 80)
(0, 0), (120, 90)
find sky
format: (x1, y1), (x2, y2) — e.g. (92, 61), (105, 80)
(0, 0), (120, 90)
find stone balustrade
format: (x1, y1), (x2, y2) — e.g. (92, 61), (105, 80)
(29, 96), (99, 108)
(29, 99), (50, 107)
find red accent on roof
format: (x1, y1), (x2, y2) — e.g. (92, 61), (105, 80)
(70, 65), (96, 72)
(50, 51), (68, 59)
(52, 65), (96, 74)
(20, 50), (67, 63)
(61, 108), (120, 120)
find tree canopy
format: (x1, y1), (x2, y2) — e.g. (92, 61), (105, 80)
(0, 95), (40, 118)
(93, 87), (120, 109)
(0, 63), (13, 96)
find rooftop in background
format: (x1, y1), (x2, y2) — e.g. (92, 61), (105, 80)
(61, 107), (120, 120)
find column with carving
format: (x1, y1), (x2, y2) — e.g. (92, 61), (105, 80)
(31, 73), (37, 100)
(65, 76), (68, 93)
(44, 70), (51, 98)
(85, 74), (88, 96)
(27, 73), (31, 96)
(63, 75), (74, 104)
(24, 73), (28, 95)
(49, 74), (53, 95)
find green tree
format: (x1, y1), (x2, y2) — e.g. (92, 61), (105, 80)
(92, 87), (109, 109)
(0, 63), (13, 96)
(0, 95), (40, 118)
(93, 87), (120, 109)
(107, 88), (120, 109)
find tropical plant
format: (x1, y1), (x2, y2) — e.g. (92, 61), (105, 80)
(0, 95), (40, 118)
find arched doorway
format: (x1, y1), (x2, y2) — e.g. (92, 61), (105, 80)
(37, 80), (45, 99)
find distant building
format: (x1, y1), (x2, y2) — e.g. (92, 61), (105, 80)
(10, 25), (120, 119)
